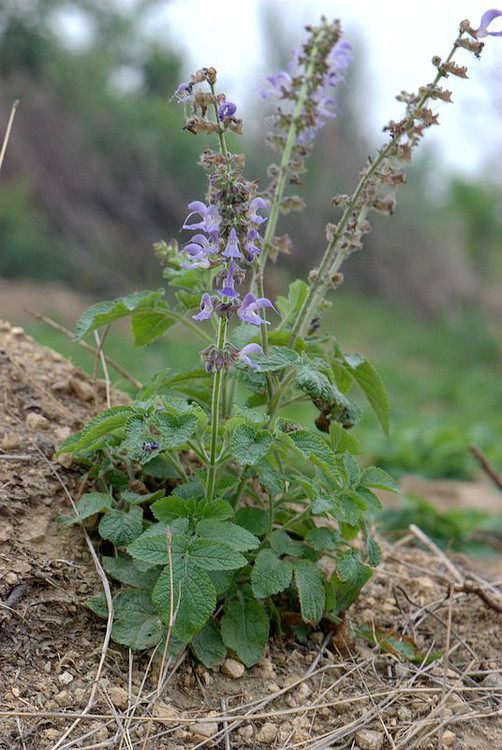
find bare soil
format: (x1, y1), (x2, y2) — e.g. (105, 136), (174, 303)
(0, 320), (501, 750)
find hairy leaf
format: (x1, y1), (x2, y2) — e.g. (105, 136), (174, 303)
(221, 597), (269, 667)
(293, 560), (325, 624)
(343, 354), (390, 435)
(191, 619), (226, 667)
(196, 520), (260, 552)
(230, 424), (273, 465)
(251, 549), (293, 599)
(98, 507), (144, 546)
(59, 492), (113, 526)
(74, 289), (164, 340)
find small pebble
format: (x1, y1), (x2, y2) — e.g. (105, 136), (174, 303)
(58, 670), (74, 685)
(188, 721), (218, 739)
(355, 728), (384, 750)
(221, 657), (245, 679)
(256, 722), (277, 745)
(109, 686), (129, 709)
(25, 412), (50, 430)
(70, 377), (94, 402)
(442, 729), (456, 747)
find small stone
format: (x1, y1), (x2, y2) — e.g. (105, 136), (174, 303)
(221, 658), (245, 679)
(294, 682), (312, 702)
(54, 690), (72, 707)
(397, 705), (412, 721)
(238, 725), (253, 740)
(54, 426), (72, 442)
(58, 670), (74, 685)
(442, 730), (456, 747)
(11, 326), (25, 337)
(44, 662), (52, 674)
(88, 722), (109, 742)
(19, 514), (49, 543)
(0, 521), (12, 543)
(11, 687), (20, 698)
(109, 686), (129, 709)
(480, 673), (502, 690)
(267, 683), (281, 693)
(355, 729), (384, 750)
(256, 722), (277, 745)
(152, 702), (179, 721)
(188, 721), (218, 739)
(4, 572), (19, 585)
(25, 412), (50, 430)
(70, 377), (94, 402)
(1, 433), (22, 450)
(56, 452), (74, 469)
(43, 729), (60, 741)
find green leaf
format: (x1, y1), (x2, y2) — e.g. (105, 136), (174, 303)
(360, 467), (400, 493)
(155, 411), (200, 448)
(196, 499), (234, 521)
(196, 520), (260, 553)
(234, 507), (269, 536)
(131, 301), (178, 346)
(221, 596), (269, 667)
(98, 507), (144, 546)
(59, 491), (113, 526)
(343, 354), (390, 436)
(305, 527), (339, 551)
(110, 589), (164, 650)
(151, 496), (189, 522)
(102, 553), (162, 589)
(285, 429), (332, 464)
(251, 346), (300, 372)
(152, 559), (216, 643)
(58, 406), (136, 454)
(253, 459), (285, 496)
(127, 523), (189, 565)
(336, 549), (372, 589)
(295, 365), (334, 402)
(188, 539), (247, 571)
(293, 560), (325, 625)
(329, 423), (361, 455)
(230, 424), (273, 465)
(251, 549), (293, 599)
(355, 486), (383, 512)
(275, 279), (309, 329)
(74, 289), (164, 340)
(270, 530), (306, 557)
(365, 536), (382, 567)
(191, 619), (226, 667)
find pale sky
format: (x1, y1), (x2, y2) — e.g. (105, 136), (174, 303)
(146, 0), (502, 177)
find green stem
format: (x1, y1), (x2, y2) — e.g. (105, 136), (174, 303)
(288, 34), (465, 347)
(205, 316), (228, 502)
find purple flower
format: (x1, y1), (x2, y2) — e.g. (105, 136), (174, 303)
(315, 95), (337, 119)
(218, 100), (237, 121)
(193, 293), (215, 320)
(222, 227), (242, 258)
(183, 201), (222, 238)
(237, 293), (273, 326)
(249, 197), (268, 224)
(173, 81), (194, 104)
(238, 343), (264, 368)
(260, 71), (292, 99)
(245, 228), (261, 257)
(182, 234), (212, 268)
(220, 261), (240, 297)
(327, 39), (352, 73)
(476, 9), (502, 36)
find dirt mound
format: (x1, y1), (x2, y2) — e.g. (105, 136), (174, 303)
(0, 321), (500, 749)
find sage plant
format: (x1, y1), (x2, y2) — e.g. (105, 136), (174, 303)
(59, 13), (499, 666)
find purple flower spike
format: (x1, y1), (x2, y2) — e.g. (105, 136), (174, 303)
(238, 343), (264, 368)
(193, 293), (214, 321)
(477, 9), (502, 37)
(218, 100), (237, 121)
(260, 71), (292, 99)
(238, 293), (274, 326)
(221, 261), (240, 298)
(249, 197), (268, 224)
(222, 227), (242, 258)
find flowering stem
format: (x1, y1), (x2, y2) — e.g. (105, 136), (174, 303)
(289, 33), (466, 346)
(205, 315), (228, 503)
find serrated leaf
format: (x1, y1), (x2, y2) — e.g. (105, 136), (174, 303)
(285, 429), (332, 464)
(221, 597), (269, 667)
(234, 507), (269, 536)
(155, 411), (200, 447)
(365, 536), (382, 567)
(196, 499), (234, 521)
(196, 520), (260, 553)
(343, 354), (390, 436)
(74, 290), (164, 340)
(127, 523), (189, 565)
(229, 424), (273, 465)
(293, 560), (325, 625)
(360, 467), (400, 493)
(251, 345), (300, 372)
(98, 507), (144, 546)
(295, 365), (334, 402)
(120, 489), (166, 506)
(329, 423), (361, 455)
(355, 486), (383, 512)
(58, 406), (136, 454)
(151, 496), (189, 522)
(110, 589), (164, 650)
(251, 549), (293, 599)
(337, 550), (372, 587)
(253, 459), (285, 496)
(305, 527), (339, 551)
(152, 559), (216, 642)
(59, 492), (113, 526)
(131, 302), (178, 346)
(270, 530), (306, 557)
(102, 553), (162, 589)
(191, 619), (226, 667)
(188, 539), (247, 571)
